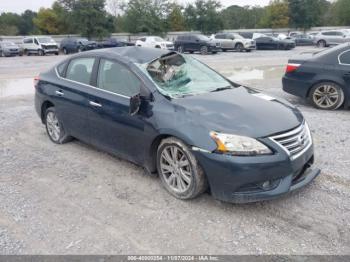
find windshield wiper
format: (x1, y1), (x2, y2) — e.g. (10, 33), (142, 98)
(211, 86), (233, 92)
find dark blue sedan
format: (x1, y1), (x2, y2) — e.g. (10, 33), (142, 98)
(34, 47), (320, 203)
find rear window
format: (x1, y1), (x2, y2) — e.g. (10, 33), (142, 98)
(66, 58), (95, 85)
(339, 50), (350, 64)
(57, 62), (68, 77)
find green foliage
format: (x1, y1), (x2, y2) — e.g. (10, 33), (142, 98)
(288, 0), (331, 30)
(184, 0), (223, 34)
(33, 8), (60, 34)
(122, 0), (170, 35)
(259, 0), (289, 28)
(221, 5), (265, 29)
(333, 0), (350, 25)
(167, 3), (186, 31)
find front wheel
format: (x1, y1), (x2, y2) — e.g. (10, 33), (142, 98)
(235, 43), (244, 52)
(309, 82), (344, 110)
(63, 48), (68, 55)
(177, 45), (184, 53)
(45, 107), (71, 144)
(157, 137), (208, 200)
(38, 49), (45, 56)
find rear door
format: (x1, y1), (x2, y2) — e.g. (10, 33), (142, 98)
(338, 49), (350, 92)
(87, 58), (146, 163)
(54, 57), (97, 142)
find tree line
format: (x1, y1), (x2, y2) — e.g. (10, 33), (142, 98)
(0, 0), (349, 39)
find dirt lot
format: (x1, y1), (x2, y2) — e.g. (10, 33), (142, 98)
(0, 47), (349, 254)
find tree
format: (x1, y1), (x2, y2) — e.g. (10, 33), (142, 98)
(333, 0), (350, 25)
(167, 3), (186, 31)
(18, 10), (37, 35)
(183, 0), (223, 34)
(288, 0), (330, 30)
(71, 0), (115, 39)
(259, 0), (289, 28)
(122, 0), (170, 34)
(221, 5), (265, 29)
(0, 12), (21, 35)
(33, 8), (60, 34)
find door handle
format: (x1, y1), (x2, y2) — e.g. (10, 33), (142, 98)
(89, 101), (102, 107)
(55, 90), (64, 96)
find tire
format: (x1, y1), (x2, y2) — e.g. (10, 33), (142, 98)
(177, 45), (184, 53)
(317, 40), (326, 48)
(0, 51), (4, 57)
(246, 49), (252, 52)
(200, 45), (208, 55)
(155, 45), (161, 48)
(55, 52), (59, 56)
(38, 49), (45, 56)
(77, 47), (83, 53)
(63, 48), (68, 55)
(157, 137), (208, 200)
(189, 51), (194, 54)
(44, 107), (72, 144)
(309, 82), (344, 110)
(235, 43), (244, 52)
(222, 49), (227, 52)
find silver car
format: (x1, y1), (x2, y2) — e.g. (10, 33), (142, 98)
(0, 41), (23, 57)
(314, 30), (350, 48)
(211, 33), (255, 52)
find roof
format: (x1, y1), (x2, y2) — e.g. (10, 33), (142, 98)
(91, 46), (171, 64)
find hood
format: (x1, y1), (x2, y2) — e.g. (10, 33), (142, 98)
(172, 87), (303, 138)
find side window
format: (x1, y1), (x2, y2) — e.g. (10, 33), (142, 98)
(66, 58), (95, 85)
(97, 59), (141, 97)
(339, 50), (350, 64)
(215, 34), (224, 39)
(23, 38), (33, 44)
(34, 38), (39, 45)
(140, 38), (146, 42)
(57, 62), (68, 77)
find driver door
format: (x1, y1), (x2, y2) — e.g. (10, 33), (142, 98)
(87, 58), (146, 163)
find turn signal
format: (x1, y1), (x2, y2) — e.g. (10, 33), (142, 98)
(34, 76), (40, 88)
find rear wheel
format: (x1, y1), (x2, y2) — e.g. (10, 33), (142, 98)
(45, 107), (71, 144)
(309, 82), (344, 110)
(157, 137), (208, 200)
(200, 45), (208, 55)
(317, 40), (326, 48)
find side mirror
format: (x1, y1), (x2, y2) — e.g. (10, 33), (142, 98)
(129, 94), (141, 116)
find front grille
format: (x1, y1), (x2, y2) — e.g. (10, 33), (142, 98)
(215, 42), (221, 47)
(10, 49), (18, 51)
(270, 122), (312, 160)
(166, 44), (173, 48)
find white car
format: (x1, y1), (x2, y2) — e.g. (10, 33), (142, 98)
(21, 36), (59, 56)
(211, 33), (255, 52)
(135, 36), (174, 50)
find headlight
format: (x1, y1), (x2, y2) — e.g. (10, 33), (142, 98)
(210, 132), (272, 156)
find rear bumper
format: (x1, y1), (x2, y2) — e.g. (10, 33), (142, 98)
(282, 76), (311, 98)
(193, 142), (319, 203)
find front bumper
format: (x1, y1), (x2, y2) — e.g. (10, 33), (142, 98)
(193, 142), (319, 203)
(43, 48), (59, 54)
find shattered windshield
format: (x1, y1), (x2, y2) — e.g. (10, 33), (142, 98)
(140, 53), (233, 98)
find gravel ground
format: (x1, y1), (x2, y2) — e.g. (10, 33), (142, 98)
(0, 47), (349, 255)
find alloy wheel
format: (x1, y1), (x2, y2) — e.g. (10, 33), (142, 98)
(312, 84), (343, 109)
(46, 111), (61, 142)
(160, 145), (192, 193)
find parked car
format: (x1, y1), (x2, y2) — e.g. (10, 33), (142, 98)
(0, 41), (23, 57)
(21, 36), (59, 56)
(255, 36), (296, 50)
(34, 47), (320, 203)
(283, 43), (350, 110)
(97, 38), (134, 48)
(135, 36), (174, 50)
(292, 33), (314, 46)
(175, 34), (220, 55)
(211, 33), (255, 52)
(60, 37), (97, 54)
(313, 30), (350, 48)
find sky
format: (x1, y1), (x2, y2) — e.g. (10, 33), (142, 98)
(0, 0), (271, 14)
